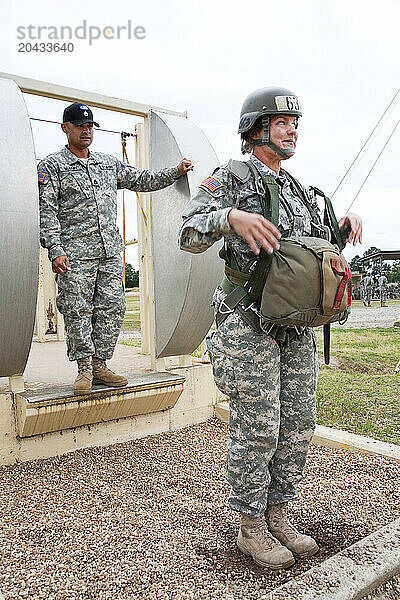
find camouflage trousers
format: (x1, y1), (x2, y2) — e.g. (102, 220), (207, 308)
(380, 289), (388, 304)
(206, 311), (318, 517)
(56, 255), (126, 361)
(365, 287), (373, 303)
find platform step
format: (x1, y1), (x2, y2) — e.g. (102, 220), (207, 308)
(15, 372), (185, 438)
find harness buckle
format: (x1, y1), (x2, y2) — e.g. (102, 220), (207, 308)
(218, 300), (234, 315)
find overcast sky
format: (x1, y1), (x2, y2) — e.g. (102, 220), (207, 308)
(1, 0), (399, 268)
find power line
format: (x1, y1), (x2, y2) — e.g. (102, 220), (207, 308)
(332, 88), (400, 198)
(345, 119), (399, 213)
(30, 116), (135, 137)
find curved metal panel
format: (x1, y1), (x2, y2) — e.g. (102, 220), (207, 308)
(150, 111), (223, 358)
(0, 78), (39, 376)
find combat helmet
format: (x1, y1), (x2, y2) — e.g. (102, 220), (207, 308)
(238, 86), (302, 158)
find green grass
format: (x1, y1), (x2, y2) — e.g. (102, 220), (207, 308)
(351, 299), (399, 308)
(315, 327), (400, 444)
(121, 296), (140, 332)
(119, 339), (142, 348)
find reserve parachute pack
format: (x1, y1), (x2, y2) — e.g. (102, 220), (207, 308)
(218, 160), (352, 362)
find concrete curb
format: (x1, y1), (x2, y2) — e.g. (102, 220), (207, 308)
(266, 518), (400, 600)
(214, 402), (400, 463)
(312, 425), (400, 463)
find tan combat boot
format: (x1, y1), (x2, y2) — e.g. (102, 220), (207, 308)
(74, 357), (93, 395)
(237, 514), (295, 569)
(266, 503), (319, 558)
(92, 357), (128, 388)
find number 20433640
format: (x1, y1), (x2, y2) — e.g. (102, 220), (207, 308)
(18, 42), (74, 52)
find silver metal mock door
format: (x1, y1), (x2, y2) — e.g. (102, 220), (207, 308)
(0, 77), (39, 377)
(150, 111), (223, 358)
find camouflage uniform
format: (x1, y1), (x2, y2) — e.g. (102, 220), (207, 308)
(179, 155), (323, 517)
(39, 145), (181, 361)
(359, 278), (366, 304)
(378, 274), (388, 304)
(363, 275), (374, 305)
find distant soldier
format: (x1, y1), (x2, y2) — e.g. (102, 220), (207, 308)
(378, 273), (388, 307)
(359, 277), (367, 306)
(363, 274), (374, 306)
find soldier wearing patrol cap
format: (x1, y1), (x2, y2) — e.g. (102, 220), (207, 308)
(179, 86), (362, 569)
(39, 102), (193, 395)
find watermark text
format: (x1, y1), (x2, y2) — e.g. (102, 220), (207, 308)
(17, 20), (146, 47)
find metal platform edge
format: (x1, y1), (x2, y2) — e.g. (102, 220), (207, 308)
(18, 371), (185, 406)
(15, 372), (186, 438)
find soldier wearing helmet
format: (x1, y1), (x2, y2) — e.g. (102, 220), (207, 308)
(238, 86), (302, 158)
(179, 87), (362, 570)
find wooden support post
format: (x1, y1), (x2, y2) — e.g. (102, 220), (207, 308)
(9, 374), (24, 393)
(178, 355), (193, 367)
(36, 248), (48, 342)
(35, 248), (65, 342)
(198, 339), (210, 363)
(57, 309), (65, 342)
(135, 119), (164, 371)
(154, 357), (166, 371)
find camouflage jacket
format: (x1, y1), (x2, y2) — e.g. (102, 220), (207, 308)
(363, 276), (374, 288)
(179, 155), (324, 269)
(179, 155), (327, 327)
(378, 275), (388, 289)
(38, 146), (181, 261)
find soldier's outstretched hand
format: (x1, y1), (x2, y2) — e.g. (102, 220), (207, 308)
(178, 158), (194, 175)
(339, 212), (363, 246)
(228, 209), (281, 256)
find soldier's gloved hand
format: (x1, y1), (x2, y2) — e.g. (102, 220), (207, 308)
(177, 158), (194, 175)
(339, 213), (363, 246)
(228, 209), (281, 255)
(52, 254), (71, 274)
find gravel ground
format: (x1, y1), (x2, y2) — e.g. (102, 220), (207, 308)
(333, 303), (400, 329)
(362, 574), (400, 600)
(1, 419), (399, 600)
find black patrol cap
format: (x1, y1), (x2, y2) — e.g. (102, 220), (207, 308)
(62, 102), (99, 127)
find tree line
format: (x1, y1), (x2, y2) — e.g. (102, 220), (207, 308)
(124, 263), (139, 288)
(350, 247), (400, 283)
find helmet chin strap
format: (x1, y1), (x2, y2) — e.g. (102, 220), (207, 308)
(252, 115), (295, 160)
(267, 142), (295, 160)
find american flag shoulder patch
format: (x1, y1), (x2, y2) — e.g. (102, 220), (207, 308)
(200, 176), (223, 192)
(38, 172), (47, 184)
